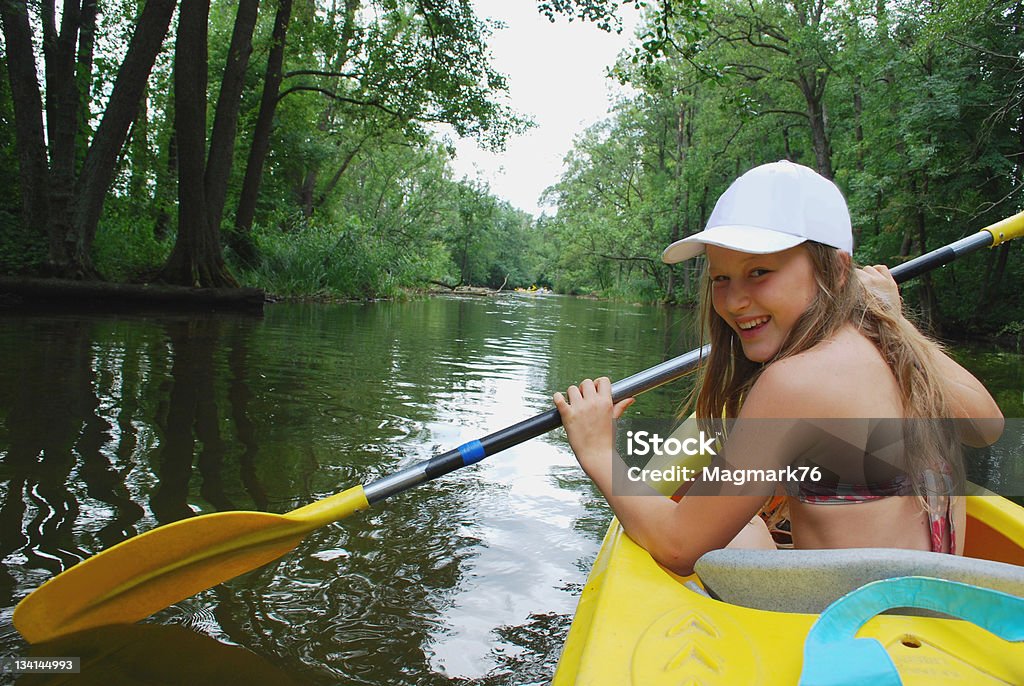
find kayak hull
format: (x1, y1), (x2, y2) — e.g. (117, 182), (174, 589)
(554, 494), (1024, 685)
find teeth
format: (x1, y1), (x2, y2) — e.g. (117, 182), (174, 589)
(738, 316), (769, 330)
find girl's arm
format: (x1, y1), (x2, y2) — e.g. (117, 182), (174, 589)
(554, 377), (777, 576)
(922, 346), (1004, 446)
(860, 265), (1004, 446)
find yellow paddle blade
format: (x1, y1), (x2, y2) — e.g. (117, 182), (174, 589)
(985, 210), (1024, 246)
(14, 485), (369, 644)
(13, 511), (305, 644)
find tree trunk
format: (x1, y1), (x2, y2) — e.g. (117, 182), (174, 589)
(75, 0), (177, 262)
(306, 0), (362, 216)
(205, 0), (261, 236)
(979, 242), (1010, 317)
(298, 169), (317, 219)
(2, 0), (175, 278)
(233, 0), (294, 265)
(154, 121), (178, 242)
(129, 85), (151, 200)
(666, 101), (688, 303)
(913, 177), (940, 334)
(75, 0), (98, 167)
(314, 139), (367, 212)
(41, 0), (84, 273)
(0, 0), (50, 242)
(801, 75), (833, 179)
(160, 0), (237, 287)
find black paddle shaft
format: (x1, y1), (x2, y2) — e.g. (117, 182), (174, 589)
(361, 229), (998, 505)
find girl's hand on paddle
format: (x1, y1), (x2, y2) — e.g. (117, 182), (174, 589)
(553, 377), (634, 477)
(858, 265), (902, 311)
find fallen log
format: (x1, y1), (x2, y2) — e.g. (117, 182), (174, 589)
(0, 277), (266, 313)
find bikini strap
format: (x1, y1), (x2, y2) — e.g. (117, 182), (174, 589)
(923, 469), (955, 554)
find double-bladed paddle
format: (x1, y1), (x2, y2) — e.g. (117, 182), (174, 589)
(13, 211), (1024, 644)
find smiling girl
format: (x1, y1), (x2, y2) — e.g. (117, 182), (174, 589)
(554, 161), (1004, 575)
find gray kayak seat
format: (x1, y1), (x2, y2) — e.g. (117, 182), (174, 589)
(694, 547), (1024, 615)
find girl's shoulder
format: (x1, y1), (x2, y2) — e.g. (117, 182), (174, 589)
(744, 326), (897, 419)
(772, 324), (875, 375)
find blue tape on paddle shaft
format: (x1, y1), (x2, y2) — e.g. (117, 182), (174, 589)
(458, 440), (487, 466)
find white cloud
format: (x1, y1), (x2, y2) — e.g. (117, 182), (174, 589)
(448, 1), (640, 217)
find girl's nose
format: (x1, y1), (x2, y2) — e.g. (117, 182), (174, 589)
(725, 282), (750, 314)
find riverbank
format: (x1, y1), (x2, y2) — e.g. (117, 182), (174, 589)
(3, 273), (1019, 354)
(0, 276), (266, 312)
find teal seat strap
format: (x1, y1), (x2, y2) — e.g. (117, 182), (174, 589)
(799, 575), (1024, 686)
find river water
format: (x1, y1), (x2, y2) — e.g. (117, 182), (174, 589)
(0, 295), (1019, 684)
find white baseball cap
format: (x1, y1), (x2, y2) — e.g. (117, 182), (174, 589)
(661, 160), (853, 264)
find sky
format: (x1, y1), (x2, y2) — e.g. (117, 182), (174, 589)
(446, 1), (642, 217)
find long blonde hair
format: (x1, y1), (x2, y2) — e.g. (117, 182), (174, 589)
(686, 242), (963, 497)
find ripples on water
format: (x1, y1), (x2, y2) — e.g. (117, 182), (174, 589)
(1, 296), (1019, 684)
(0, 295), (699, 684)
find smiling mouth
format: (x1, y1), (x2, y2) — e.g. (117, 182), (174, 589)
(737, 316), (771, 333)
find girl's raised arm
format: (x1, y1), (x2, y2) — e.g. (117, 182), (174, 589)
(859, 265), (1003, 446)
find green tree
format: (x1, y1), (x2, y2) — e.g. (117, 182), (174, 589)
(0, 0), (176, 278)
(542, 0), (1022, 331)
(162, 0), (529, 286)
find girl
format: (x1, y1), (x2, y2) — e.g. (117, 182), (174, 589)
(553, 160), (1003, 576)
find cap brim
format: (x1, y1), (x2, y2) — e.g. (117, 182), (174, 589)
(661, 225), (808, 264)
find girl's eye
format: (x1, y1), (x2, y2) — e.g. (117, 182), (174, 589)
(750, 268), (770, 278)
(711, 275), (729, 284)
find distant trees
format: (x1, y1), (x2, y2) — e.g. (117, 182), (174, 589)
(0, 0), (544, 287)
(0, 0), (1020, 334)
(543, 0), (1023, 332)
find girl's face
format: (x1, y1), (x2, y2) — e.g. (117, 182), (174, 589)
(706, 244), (819, 363)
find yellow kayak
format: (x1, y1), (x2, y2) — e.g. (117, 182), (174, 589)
(554, 493), (1024, 685)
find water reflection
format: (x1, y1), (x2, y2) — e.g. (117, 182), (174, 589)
(0, 297), (1018, 684)
(19, 623), (297, 685)
(0, 319), (101, 591)
(149, 318), (268, 522)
